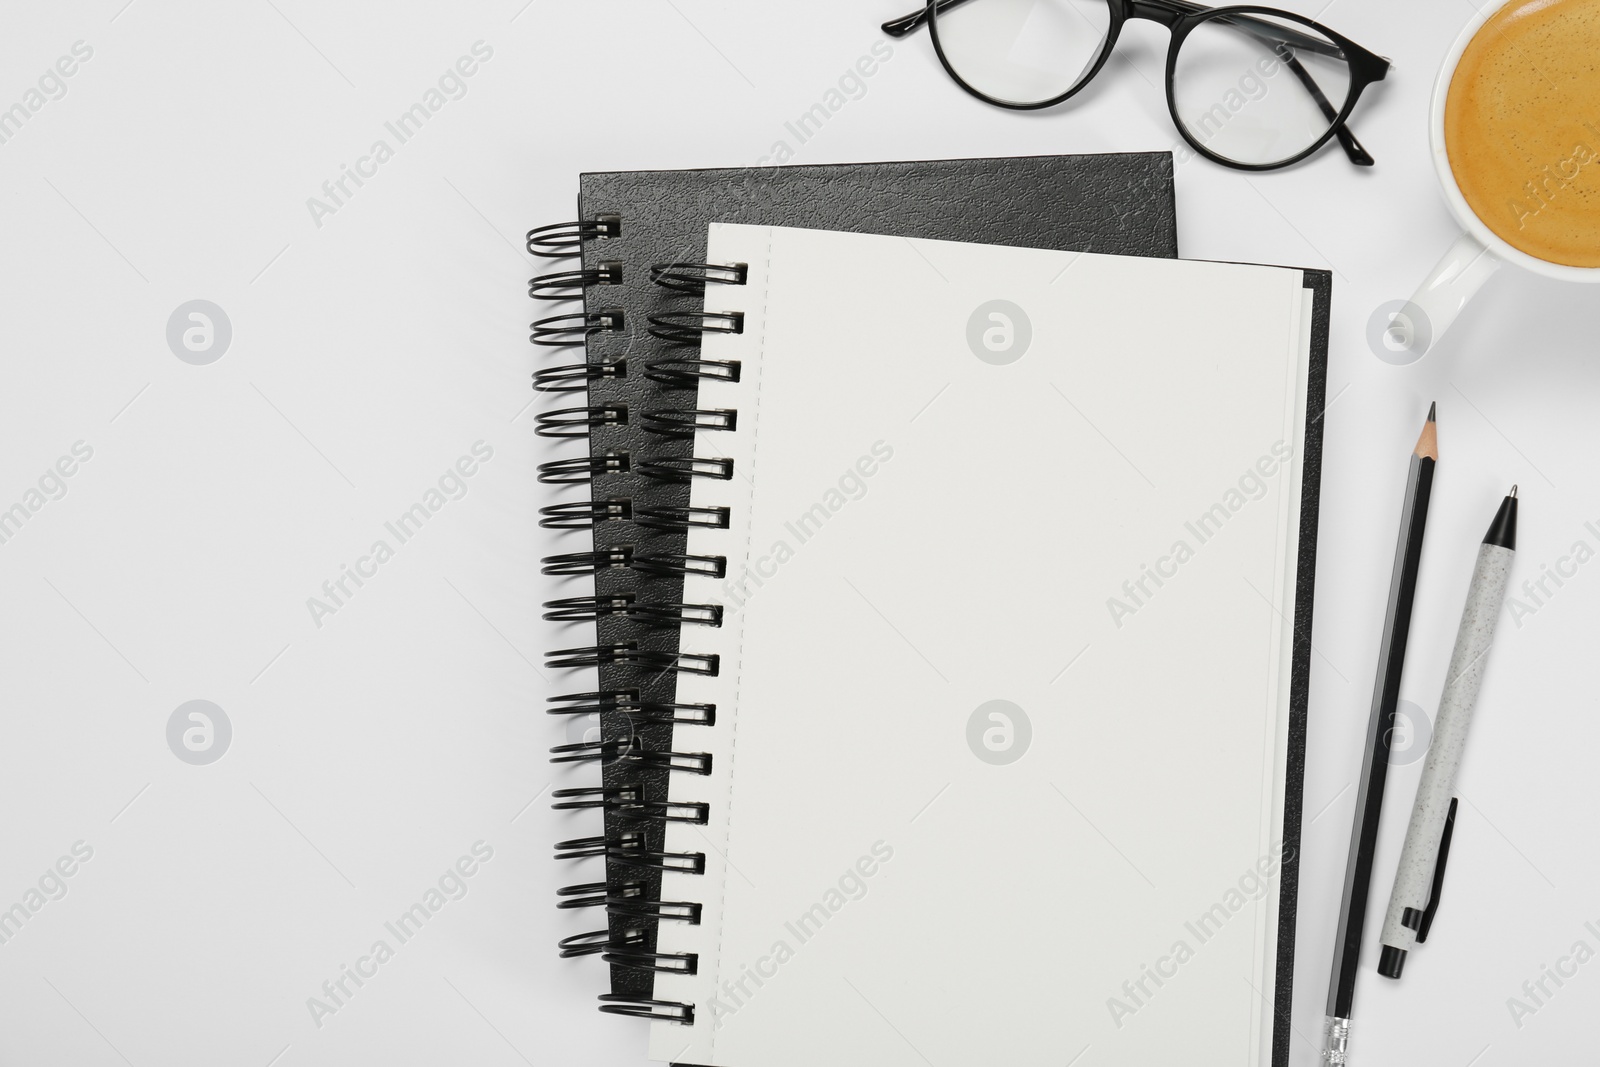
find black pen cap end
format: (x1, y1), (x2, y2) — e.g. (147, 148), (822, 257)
(1484, 491), (1518, 550)
(1378, 945), (1406, 980)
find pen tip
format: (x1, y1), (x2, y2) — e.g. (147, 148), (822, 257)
(1427, 401), (1436, 422)
(1510, 484), (1518, 498)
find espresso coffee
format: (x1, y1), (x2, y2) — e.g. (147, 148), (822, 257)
(1445, 0), (1600, 267)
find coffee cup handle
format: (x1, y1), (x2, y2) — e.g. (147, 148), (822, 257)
(1393, 233), (1502, 359)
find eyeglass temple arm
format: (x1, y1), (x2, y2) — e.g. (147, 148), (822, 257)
(888, 0), (1341, 55)
(1276, 46), (1374, 165)
(882, 0), (974, 38)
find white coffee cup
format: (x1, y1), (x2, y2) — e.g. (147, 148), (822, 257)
(1385, 0), (1600, 360)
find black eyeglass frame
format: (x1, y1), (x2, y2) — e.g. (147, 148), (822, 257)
(883, 0), (1391, 171)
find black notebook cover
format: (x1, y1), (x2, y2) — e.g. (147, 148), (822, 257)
(1276, 267), (1329, 1067)
(536, 152), (1179, 1006)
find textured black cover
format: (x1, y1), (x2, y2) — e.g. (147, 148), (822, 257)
(541, 152), (1180, 1006)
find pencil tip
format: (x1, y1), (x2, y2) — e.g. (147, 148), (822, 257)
(1414, 406), (1440, 460)
(1510, 484), (1518, 498)
(1427, 401), (1436, 422)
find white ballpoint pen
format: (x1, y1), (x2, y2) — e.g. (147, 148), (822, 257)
(1378, 487), (1519, 979)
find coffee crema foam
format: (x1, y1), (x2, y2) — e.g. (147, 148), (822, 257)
(1445, 0), (1600, 267)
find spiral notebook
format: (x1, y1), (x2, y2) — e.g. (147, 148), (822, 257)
(533, 153), (1179, 1003)
(628, 225), (1329, 1067)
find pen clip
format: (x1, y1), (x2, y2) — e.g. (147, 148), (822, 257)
(1417, 797), (1458, 943)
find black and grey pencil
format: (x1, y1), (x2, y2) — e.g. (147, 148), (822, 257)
(1322, 403), (1437, 1066)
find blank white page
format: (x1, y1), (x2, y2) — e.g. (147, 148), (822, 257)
(648, 224), (1313, 1067)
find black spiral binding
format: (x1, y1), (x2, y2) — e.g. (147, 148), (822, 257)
(527, 217), (620, 257)
(533, 225), (750, 1023)
(648, 310), (744, 345)
(644, 358), (740, 388)
(648, 261), (748, 294)
(531, 310), (625, 348)
(529, 263), (621, 300)
(534, 360), (625, 393)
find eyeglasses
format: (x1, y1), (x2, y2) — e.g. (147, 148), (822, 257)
(883, 0), (1390, 170)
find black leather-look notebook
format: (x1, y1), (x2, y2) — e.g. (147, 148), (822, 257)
(528, 153), (1179, 1009)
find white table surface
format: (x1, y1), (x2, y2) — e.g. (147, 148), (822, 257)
(1, 2), (1594, 1065)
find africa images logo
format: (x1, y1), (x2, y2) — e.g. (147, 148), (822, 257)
(966, 300), (1032, 365)
(966, 700), (1031, 765)
(166, 700), (232, 766)
(166, 300), (232, 365)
